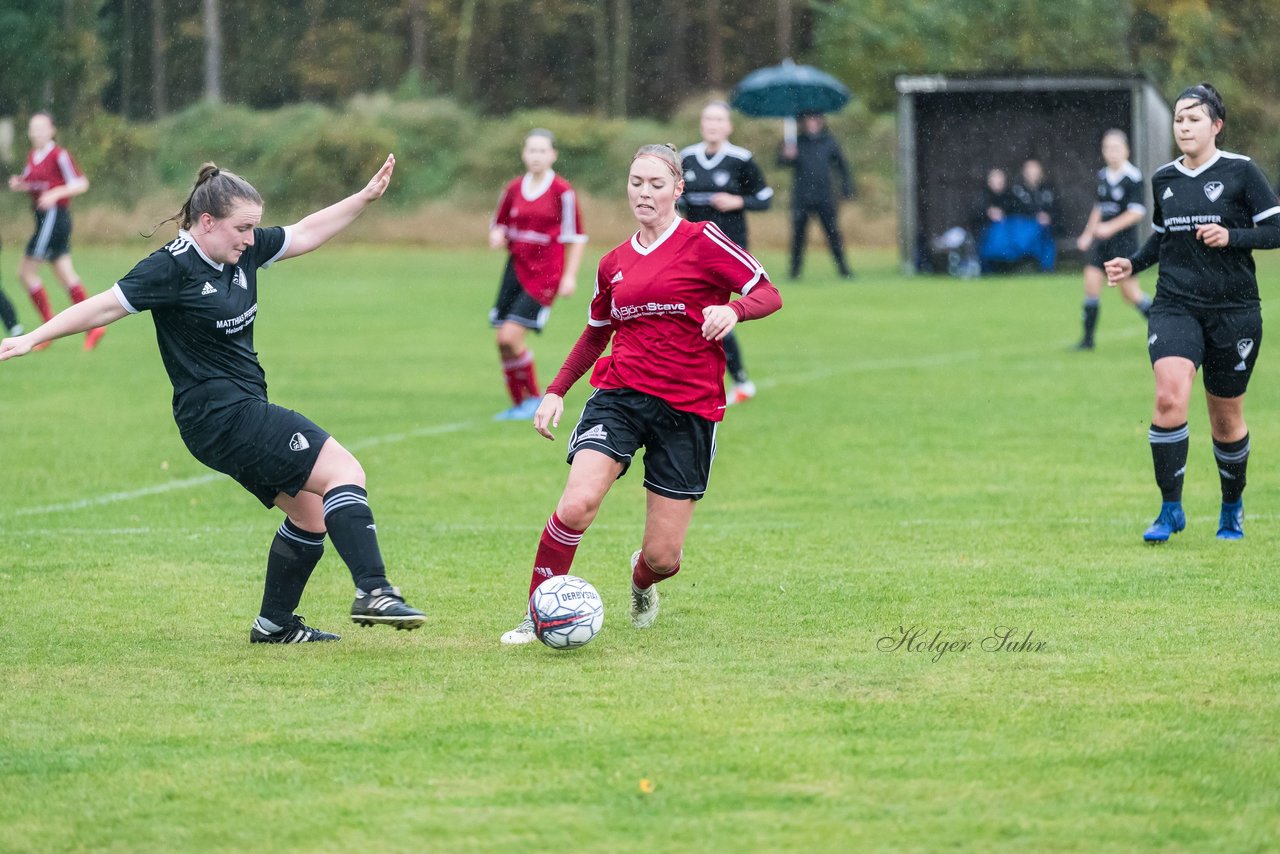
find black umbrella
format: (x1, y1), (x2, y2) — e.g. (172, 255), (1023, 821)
(729, 59), (852, 118)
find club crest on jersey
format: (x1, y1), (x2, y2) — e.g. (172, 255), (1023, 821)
(713, 170), (730, 187)
(684, 170), (697, 182)
(1204, 181), (1224, 202)
(289, 432), (310, 452)
(232, 267), (246, 289)
(1162, 187), (1174, 200)
(1111, 186), (1124, 201)
(200, 282), (217, 295)
(1238, 338), (1254, 359)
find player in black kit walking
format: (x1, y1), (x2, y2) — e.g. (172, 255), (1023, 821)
(680, 100), (773, 405)
(0, 155), (427, 642)
(1105, 84), (1280, 543)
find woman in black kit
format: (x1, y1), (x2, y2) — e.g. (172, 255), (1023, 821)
(1, 155), (428, 642)
(1105, 84), (1280, 543)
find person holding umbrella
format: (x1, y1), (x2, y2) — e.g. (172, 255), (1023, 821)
(777, 112), (854, 279)
(679, 101), (774, 405)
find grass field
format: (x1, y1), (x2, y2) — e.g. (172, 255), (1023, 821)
(2, 243), (1279, 852)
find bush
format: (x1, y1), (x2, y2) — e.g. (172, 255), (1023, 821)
(49, 95), (899, 237)
(65, 112), (158, 206)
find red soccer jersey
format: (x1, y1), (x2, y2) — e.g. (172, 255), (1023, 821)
(492, 171), (587, 306)
(21, 143), (85, 209)
(586, 217), (770, 421)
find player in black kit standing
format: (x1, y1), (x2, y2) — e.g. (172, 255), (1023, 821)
(681, 100), (774, 405)
(0, 155), (428, 642)
(1105, 84), (1280, 543)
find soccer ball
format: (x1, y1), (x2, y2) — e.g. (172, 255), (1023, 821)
(530, 575), (604, 649)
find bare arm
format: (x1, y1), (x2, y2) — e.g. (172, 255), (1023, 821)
(1094, 208), (1144, 240)
(1076, 206), (1102, 250)
(37, 177), (89, 210)
(280, 154), (395, 260)
(558, 240), (586, 297)
(0, 290), (128, 360)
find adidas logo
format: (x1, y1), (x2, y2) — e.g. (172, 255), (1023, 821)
(534, 566), (554, 579)
(578, 424), (608, 442)
(1162, 187), (1173, 200)
(610, 271), (624, 283)
(200, 282), (217, 295)
(288, 432), (310, 452)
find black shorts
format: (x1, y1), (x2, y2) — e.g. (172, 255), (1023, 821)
(1147, 301), (1262, 398)
(489, 258), (549, 331)
(1087, 228), (1138, 270)
(179, 400), (330, 508)
(566, 388), (718, 501)
(26, 208), (72, 260)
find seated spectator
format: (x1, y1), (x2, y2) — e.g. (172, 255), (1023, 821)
(977, 162), (1057, 273)
(1009, 158), (1059, 271)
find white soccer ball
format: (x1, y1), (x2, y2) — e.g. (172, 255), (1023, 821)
(530, 575), (604, 649)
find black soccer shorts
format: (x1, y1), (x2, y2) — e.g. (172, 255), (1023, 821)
(566, 388), (718, 501)
(1147, 301), (1262, 398)
(489, 258), (550, 332)
(26, 207), (72, 260)
(1087, 229), (1138, 270)
(179, 400), (331, 508)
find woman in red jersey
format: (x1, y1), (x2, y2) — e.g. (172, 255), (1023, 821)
(500, 143), (783, 644)
(7, 112), (104, 349)
(488, 129), (587, 420)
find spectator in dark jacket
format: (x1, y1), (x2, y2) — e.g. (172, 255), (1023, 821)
(778, 113), (854, 279)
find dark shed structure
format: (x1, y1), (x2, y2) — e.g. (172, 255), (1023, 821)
(895, 74), (1172, 273)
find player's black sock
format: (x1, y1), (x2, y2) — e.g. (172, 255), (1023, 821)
(0, 287), (19, 331)
(323, 485), (390, 592)
(1149, 423), (1189, 502)
(1081, 297), (1100, 344)
(1213, 433), (1250, 504)
(259, 519), (326, 625)
(723, 331), (748, 384)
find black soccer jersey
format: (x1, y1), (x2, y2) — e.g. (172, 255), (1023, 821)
(1140, 152), (1280, 309)
(679, 142), (773, 248)
(111, 226), (292, 427)
(1095, 162), (1146, 223)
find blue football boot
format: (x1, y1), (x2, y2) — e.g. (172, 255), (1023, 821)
(1143, 501), (1186, 543)
(1217, 500), (1244, 540)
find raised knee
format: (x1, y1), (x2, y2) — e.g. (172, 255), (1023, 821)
(1154, 386), (1188, 418)
(556, 497), (598, 530)
(640, 546), (682, 574)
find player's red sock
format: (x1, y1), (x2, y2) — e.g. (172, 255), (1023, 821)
(529, 512), (585, 596)
(502, 351), (534, 405)
(68, 282), (88, 304)
(29, 286), (53, 322)
(522, 353), (541, 400)
(633, 551), (681, 590)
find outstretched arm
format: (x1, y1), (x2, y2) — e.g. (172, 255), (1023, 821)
(280, 154), (395, 260)
(0, 291), (128, 360)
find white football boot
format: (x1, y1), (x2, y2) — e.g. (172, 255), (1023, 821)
(629, 550), (660, 629)
(500, 614), (537, 645)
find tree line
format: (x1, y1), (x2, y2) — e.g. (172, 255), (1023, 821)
(2, 1), (1278, 169)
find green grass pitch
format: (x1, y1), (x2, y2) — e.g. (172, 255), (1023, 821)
(2, 244), (1278, 851)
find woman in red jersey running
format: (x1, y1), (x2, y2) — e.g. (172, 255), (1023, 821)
(500, 143), (783, 644)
